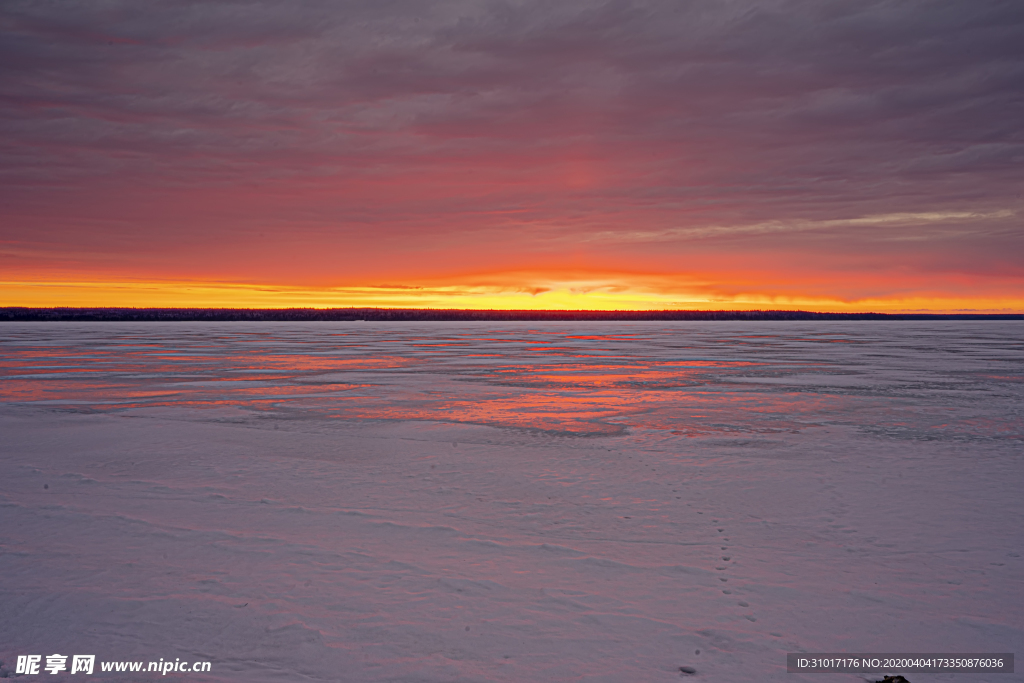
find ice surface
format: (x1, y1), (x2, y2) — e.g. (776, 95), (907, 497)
(1, 322), (1021, 682)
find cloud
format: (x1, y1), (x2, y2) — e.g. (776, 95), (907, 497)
(577, 210), (1017, 244)
(1, 0), (1021, 306)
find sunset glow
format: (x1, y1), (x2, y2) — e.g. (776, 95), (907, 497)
(4, 275), (1022, 313)
(2, 1), (1021, 311)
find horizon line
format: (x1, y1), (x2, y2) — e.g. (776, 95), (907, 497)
(3, 307), (1022, 321)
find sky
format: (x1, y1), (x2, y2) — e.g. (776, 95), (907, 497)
(2, 0), (1022, 311)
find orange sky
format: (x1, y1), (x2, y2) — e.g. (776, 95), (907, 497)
(6, 266), (1023, 313)
(2, 2), (1022, 312)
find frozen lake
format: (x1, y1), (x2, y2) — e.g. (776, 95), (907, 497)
(1, 322), (1021, 682)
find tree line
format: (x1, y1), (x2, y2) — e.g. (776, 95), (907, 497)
(2, 307), (1020, 321)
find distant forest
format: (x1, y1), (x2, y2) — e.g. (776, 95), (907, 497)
(2, 308), (1021, 322)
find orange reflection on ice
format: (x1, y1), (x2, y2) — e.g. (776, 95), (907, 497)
(5, 325), (1018, 441)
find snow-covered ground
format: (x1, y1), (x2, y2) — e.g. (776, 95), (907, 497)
(1, 322), (1021, 682)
